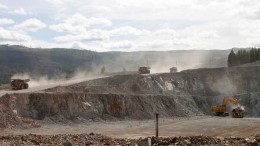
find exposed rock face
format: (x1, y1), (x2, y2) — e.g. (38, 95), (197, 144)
(0, 94), (39, 129)
(1, 66), (260, 124)
(12, 93), (203, 121)
(48, 66), (260, 96)
(45, 66), (260, 118)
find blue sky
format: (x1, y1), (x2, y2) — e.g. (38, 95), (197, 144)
(0, 0), (260, 51)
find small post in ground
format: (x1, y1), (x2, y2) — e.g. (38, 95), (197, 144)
(155, 113), (159, 138)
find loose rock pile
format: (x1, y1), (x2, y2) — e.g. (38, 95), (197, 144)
(0, 133), (259, 146)
(0, 133), (135, 146)
(150, 135), (260, 146)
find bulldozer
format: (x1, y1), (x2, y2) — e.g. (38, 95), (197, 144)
(11, 79), (30, 90)
(139, 67), (151, 74)
(210, 97), (244, 118)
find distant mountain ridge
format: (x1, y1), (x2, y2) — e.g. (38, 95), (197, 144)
(0, 44), (230, 83)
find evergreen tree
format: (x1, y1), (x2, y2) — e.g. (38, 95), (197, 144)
(250, 48), (257, 63)
(228, 48), (260, 67)
(257, 48), (260, 61)
(228, 49), (236, 67)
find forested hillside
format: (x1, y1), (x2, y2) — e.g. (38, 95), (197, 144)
(0, 45), (230, 83)
(228, 48), (260, 67)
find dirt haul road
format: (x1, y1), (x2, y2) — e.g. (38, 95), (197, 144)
(0, 76), (108, 97)
(1, 116), (259, 138)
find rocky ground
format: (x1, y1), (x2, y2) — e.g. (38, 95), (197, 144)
(0, 133), (259, 146)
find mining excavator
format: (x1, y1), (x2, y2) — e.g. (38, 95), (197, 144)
(11, 79), (30, 90)
(210, 97), (244, 118)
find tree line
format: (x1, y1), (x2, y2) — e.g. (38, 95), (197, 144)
(228, 48), (260, 67)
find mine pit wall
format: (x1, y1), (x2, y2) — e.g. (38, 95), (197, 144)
(11, 93), (205, 121)
(67, 66), (260, 96)
(9, 92), (260, 122)
(3, 66), (260, 121)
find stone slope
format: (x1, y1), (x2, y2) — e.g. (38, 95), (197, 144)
(1, 66), (260, 125)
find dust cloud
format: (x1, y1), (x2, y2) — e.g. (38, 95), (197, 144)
(11, 70), (99, 88)
(209, 76), (237, 95)
(149, 51), (218, 73)
(226, 103), (245, 113)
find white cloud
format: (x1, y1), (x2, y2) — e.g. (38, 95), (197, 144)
(64, 14), (112, 26)
(13, 18), (46, 32)
(52, 26), (149, 43)
(0, 3), (8, 10)
(54, 29), (109, 42)
(50, 14), (111, 34)
(10, 8), (27, 15)
(50, 25), (227, 51)
(3, 0), (260, 51)
(45, 0), (65, 5)
(0, 18), (15, 25)
(109, 26), (149, 36)
(101, 41), (133, 50)
(0, 3), (29, 16)
(0, 27), (31, 42)
(45, 0), (73, 5)
(50, 23), (86, 34)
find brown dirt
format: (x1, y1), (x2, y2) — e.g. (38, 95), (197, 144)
(1, 117), (259, 139)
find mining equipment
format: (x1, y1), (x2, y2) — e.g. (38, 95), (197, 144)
(210, 97), (244, 118)
(170, 67), (178, 73)
(11, 79), (30, 90)
(231, 106), (244, 118)
(139, 67), (151, 74)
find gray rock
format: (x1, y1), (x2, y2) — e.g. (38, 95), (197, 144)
(137, 137), (151, 146)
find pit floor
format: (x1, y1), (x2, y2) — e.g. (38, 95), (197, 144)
(1, 116), (260, 138)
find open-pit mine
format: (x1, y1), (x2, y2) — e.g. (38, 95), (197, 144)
(0, 66), (260, 145)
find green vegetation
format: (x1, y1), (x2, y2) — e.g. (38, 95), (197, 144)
(228, 48), (260, 67)
(0, 45), (99, 83)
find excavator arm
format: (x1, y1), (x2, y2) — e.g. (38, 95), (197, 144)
(222, 97), (238, 105)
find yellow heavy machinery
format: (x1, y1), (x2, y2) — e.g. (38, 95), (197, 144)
(138, 67), (151, 74)
(210, 97), (244, 118)
(11, 79), (30, 90)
